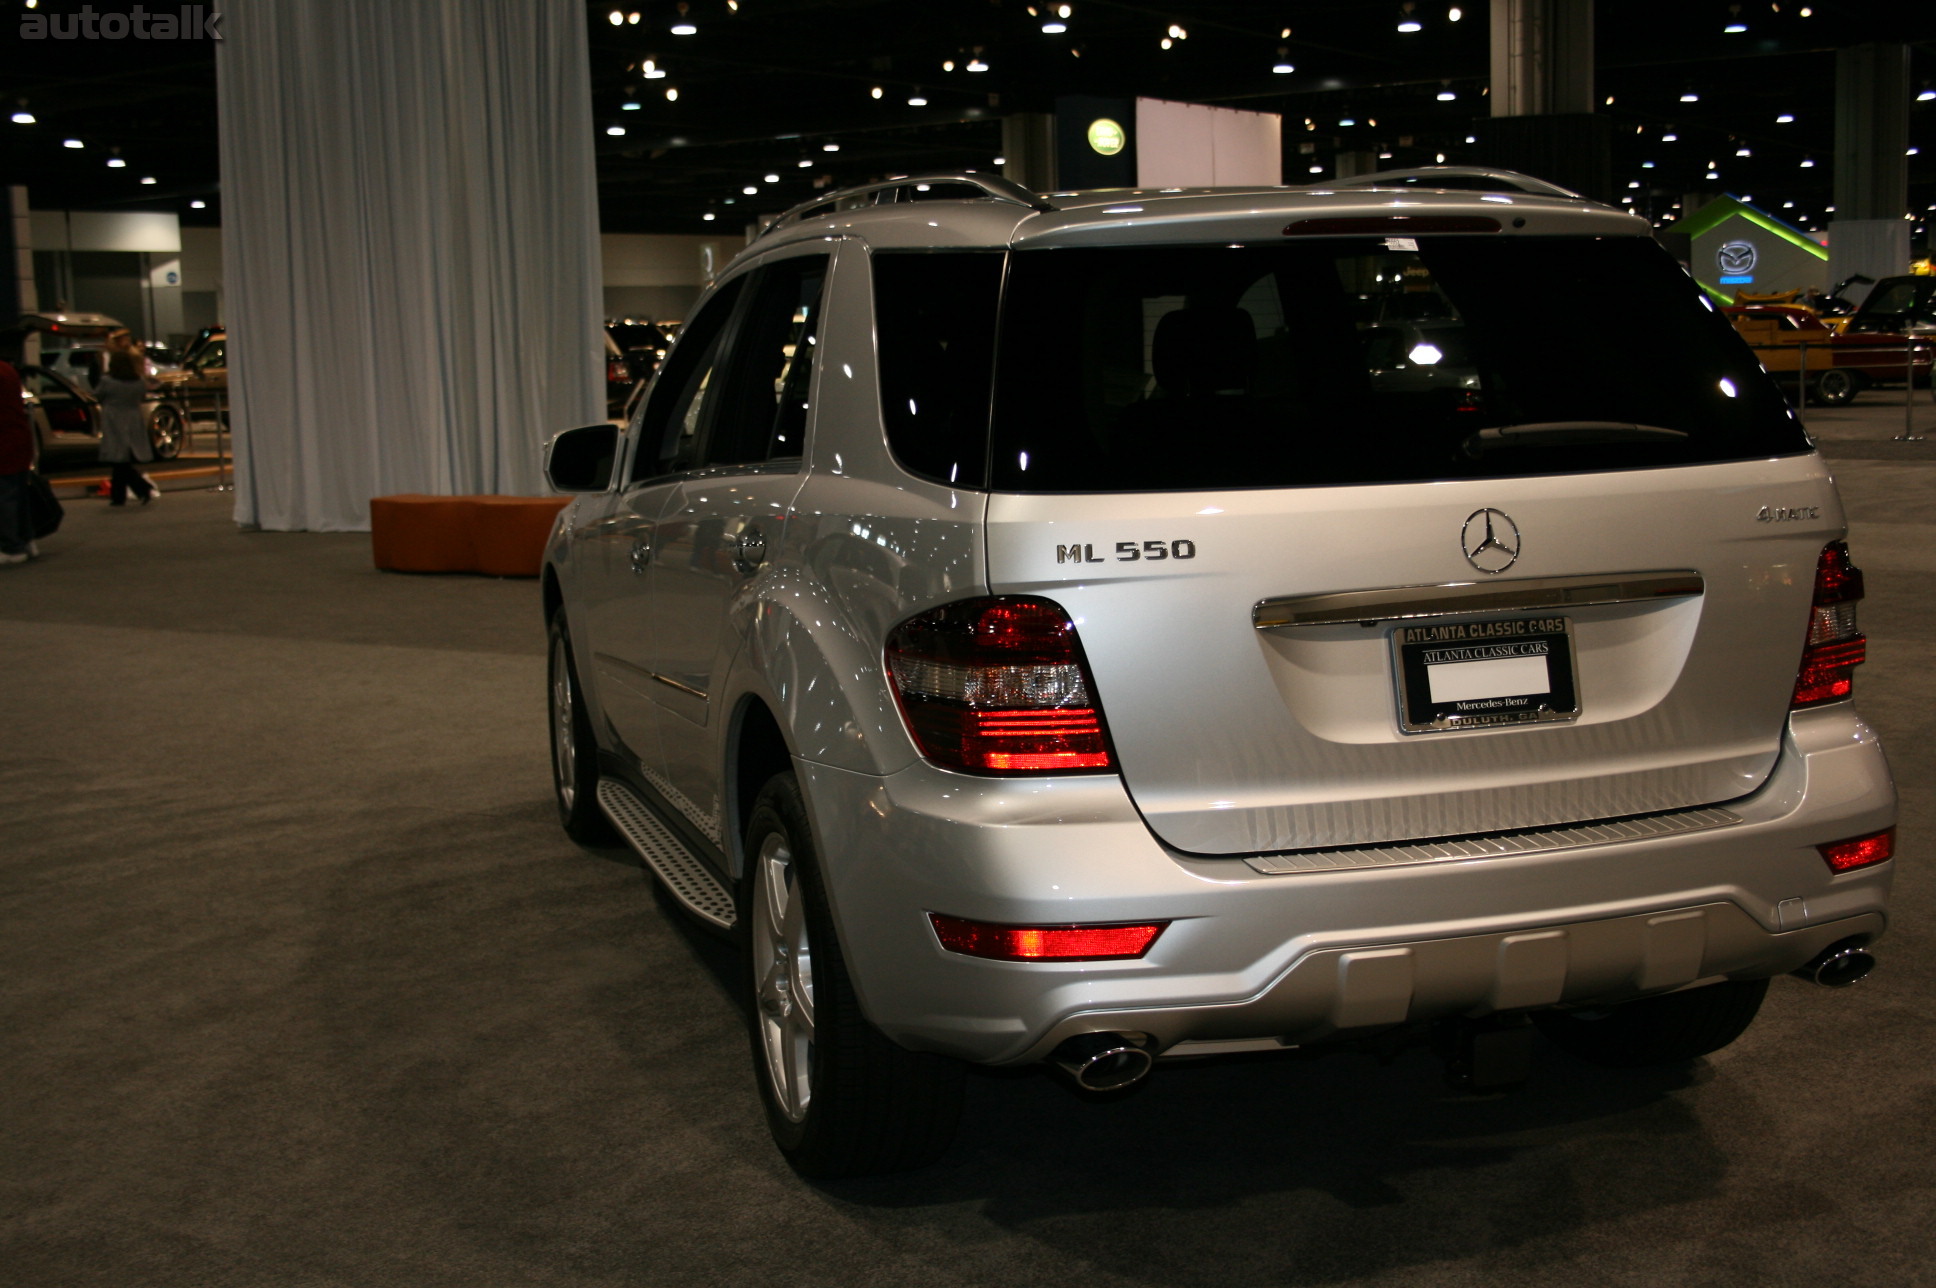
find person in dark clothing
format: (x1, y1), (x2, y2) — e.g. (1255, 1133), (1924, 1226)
(0, 358), (39, 564)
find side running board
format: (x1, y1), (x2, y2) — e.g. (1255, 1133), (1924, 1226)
(596, 778), (738, 930)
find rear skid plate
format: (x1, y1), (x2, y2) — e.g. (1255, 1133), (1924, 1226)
(597, 778), (738, 930)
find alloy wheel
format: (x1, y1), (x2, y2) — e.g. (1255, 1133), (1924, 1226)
(753, 829), (815, 1122)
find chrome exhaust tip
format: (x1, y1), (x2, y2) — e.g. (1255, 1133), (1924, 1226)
(1050, 1032), (1154, 1091)
(1793, 939), (1877, 988)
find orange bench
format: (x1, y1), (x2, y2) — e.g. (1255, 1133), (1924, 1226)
(369, 494), (570, 577)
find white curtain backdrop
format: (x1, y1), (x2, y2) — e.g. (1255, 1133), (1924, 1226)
(217, 0), (603, 531)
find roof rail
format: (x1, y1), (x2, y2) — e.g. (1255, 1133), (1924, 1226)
(755, 172), (1051, 240)
(1324, 167), (1583, 199)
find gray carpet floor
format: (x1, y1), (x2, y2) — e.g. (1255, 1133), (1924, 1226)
(6, 418), (1936, 1286)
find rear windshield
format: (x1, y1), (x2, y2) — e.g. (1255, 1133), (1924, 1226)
(875, 237), (1808, 493)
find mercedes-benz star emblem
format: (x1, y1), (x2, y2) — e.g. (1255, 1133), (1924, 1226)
(1461, 508), (1522, 575)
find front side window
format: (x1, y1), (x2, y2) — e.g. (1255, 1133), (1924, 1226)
(987, 236), (1807, 492)
(634, 276), (744, 481)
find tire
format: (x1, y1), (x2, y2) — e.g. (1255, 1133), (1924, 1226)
(745, 771), (963, 1178)
(149, 405), (189, 460)
(548, 609), (617, 844)
(1534, 977), (1769, 1069)
(1809, 368), (1860, 406)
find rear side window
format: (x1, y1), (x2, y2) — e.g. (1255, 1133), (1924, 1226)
(873, 251), (1003, 488)
(988, 236), (1809, 493)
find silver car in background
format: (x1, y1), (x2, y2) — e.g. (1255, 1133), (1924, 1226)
(541, 169), (1896, 1178)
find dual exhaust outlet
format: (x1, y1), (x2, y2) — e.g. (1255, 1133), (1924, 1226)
(1048, 941), (1877, 1089)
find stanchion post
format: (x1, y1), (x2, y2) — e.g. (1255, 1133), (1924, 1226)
(206, 388), (235, 491)
(1794, 341), (1807, 428)
(1896, 340), (1925, 442)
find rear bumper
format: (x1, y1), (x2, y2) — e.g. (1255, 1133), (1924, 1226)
(801, 703), (1895, 1065)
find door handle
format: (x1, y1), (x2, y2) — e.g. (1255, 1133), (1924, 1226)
(630, 535), (651, 576)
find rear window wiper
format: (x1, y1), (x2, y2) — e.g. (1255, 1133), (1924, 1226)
(1462, 421), (1690, 458)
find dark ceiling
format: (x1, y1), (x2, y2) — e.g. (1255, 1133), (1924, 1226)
(2, 0), (1933, 239)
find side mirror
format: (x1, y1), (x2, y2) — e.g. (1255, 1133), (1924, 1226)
(544, 423), (619, 493)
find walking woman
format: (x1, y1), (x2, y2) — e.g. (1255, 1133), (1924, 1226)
(96, 329), (159, 505)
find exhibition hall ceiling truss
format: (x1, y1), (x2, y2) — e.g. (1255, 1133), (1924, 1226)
(1, 0), (1932, 235)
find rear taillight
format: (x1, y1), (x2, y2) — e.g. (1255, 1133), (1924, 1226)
(929, 914), (1166, 961)
(1793, 541), (1866, 708)
(885, 597), (1114, 774)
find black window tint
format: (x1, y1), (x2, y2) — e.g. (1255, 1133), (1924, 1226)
(989, 236), (1807, 492)
(634, 276), (743, 481)
(702, 254), (828, 467)
(873, 251), (1003, 488)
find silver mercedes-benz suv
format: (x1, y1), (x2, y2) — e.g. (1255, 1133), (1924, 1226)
(540, 168), (1896, 1178)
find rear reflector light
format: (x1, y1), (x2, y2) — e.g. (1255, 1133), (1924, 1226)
(1818, 827), (1894, 873)
(929, 914), (1166, 961)
(886, 597), (1114, 775)
(1793, 541), (1866, 708)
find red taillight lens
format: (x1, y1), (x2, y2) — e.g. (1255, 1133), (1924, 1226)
(1793, 541), (1866, 708)
(885, 597), (1114, 774)
(929, 914), (1166, 961)
(1818, 827), (1894, 873)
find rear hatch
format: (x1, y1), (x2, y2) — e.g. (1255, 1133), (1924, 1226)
(974, 223), (1827, 855)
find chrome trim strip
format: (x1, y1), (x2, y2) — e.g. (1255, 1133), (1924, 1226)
(1252, 571), (1703, 630)
(1244, 806), (1743, 875)
(650, 672), (709, 701)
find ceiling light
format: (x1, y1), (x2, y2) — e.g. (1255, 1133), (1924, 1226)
(1339, 118), (1355, 126)
(1642, 160), (1656, 168)
(1604, 95), (1614, 106)
(1437, 89), (1456, 101)
(1662, 132), (1678, 141)
(763, 172), (779, 182)
(1628, 180), (1640, 188)
(1910, 147), (1922, 156)
(1273, 49), (1295, 73)
(1160, 37), (1172, 49)
(1042, 21), (1066, 32)
(907, 94), (928, 105)
(190, 200), (206, 209)
(1800, 157), (1815, 167)
(942, 59), (955, 72)
(1058, 5), (1072, 17)
(1705, 170), (1719, 179)
(797, 158), (813, 167)
(1448, 6), (1463, 19)
(607, 9), (623, 24)
(665, 88), (678, 101)
(671, 23), (696, 34)
(1680, 91), (1700, 102)
(1777, 113), (1795, 123)
(743, 185), (758, 194)
(870, 86), (882, 99)
(1167, 23), (1187, 38)
(1799, 6), (1811, 14)
(10, 112), (33, 124)
(823, 142), (840, 151)
(1465, 134), (1476, 143)
(1398, 20), (1422, 32)
(63, 138), (83, 148)
(966, 57), (988, 71)
(606, 125), (626, 136)
(622, 101), (640, 111)
(140, 176), (155, 184)
(1920, 90), (1936, 102)
(703, 212), (716, 221)
(1725, 22), (1747, 32)
(1309, 165), (1323, 174)
(106, 158), (125, 168)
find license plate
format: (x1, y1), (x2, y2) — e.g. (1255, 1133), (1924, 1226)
(1392, 615), (1579, 733)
